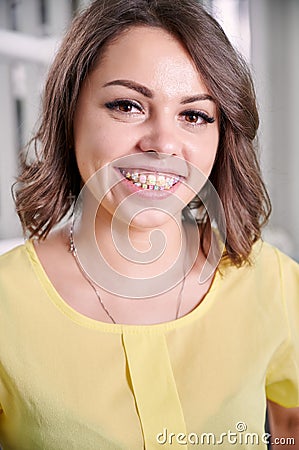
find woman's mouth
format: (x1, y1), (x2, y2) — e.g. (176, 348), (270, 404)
(119, 168), (180, 191)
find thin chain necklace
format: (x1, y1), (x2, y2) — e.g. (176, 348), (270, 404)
(69, 225), (186, 324)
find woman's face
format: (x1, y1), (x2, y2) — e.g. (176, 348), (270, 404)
(73, 26), (219, 227)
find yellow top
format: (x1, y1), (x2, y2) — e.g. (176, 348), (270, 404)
(0, 240), (298, 450)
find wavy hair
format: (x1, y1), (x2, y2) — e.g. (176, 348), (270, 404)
(14, 0), (271, 266)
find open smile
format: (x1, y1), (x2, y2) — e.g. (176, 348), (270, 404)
(119, 168), (181, 191)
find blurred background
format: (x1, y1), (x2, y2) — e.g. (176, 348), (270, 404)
(0, 0), (298, 258)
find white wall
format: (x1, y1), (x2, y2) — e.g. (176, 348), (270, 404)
(250, 0), (299, 258)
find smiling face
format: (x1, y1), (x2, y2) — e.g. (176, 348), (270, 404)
(73, 26), (219, 227)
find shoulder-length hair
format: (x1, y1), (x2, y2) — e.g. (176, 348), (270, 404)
(14, 0), (271, 266)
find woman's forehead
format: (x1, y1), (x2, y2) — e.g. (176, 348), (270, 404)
(88, 26), (209, 100)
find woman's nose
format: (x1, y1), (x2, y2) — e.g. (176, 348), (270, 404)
(137, 116), (182, 158)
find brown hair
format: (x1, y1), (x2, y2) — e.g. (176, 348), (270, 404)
(14, 0), (271, 266)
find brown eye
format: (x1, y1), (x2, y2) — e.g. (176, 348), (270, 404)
(185, 113), (200, 124)
(180, 110), (215, 126)
(105, 100), (143, 114)
(118, 101), (134, 112)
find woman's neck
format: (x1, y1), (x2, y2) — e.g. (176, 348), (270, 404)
(89, 205), (187, 279)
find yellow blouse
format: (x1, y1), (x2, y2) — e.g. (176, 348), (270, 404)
(0, 240), (298, 449)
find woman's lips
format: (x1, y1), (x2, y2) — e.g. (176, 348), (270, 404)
(118, 168), (181, 191)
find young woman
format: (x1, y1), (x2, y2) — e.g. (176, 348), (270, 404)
(0, 0), (298, 448)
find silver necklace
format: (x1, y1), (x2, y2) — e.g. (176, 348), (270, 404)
(69, 225), (186, 324)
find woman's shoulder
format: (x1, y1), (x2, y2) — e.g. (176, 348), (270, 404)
(0, 243), (35, 313)
(0, 232), (69, 320)
(0, 227), (68, 273)
(0, 241), (34, 290)
(239, 239), (299, 301)
(250, 239), (298, 272)
(0, 241), (27, 268)
(219, 239), (299, 290)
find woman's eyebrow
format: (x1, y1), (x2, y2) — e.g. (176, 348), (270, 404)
(180, 94), (214, 104)
(103, 80), (214, 104)
(103, 79), (153, 98)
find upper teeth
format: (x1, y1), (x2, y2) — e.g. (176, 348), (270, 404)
(120, 169), (180, 190)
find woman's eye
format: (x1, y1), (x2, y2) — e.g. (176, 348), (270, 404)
(181, 110), (215, 126)
(185, 113), (200, 124)
(105, 100), (143, 114)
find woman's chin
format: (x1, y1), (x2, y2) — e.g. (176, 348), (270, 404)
(129, 209), (178, 230)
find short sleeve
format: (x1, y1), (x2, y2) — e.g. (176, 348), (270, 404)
(265, 248), (299, 407)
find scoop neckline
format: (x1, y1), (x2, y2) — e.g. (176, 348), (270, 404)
(25, 239), (223, 334)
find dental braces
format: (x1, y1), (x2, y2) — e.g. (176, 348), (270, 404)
(120, 169), (180, 190)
